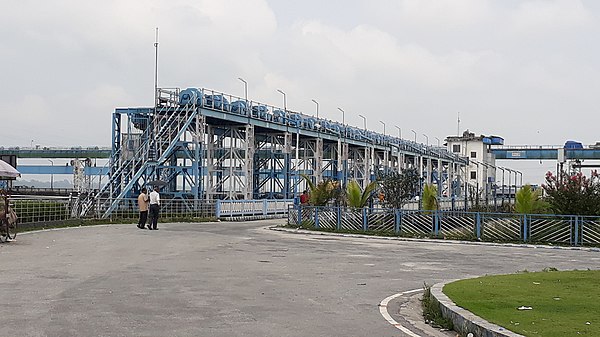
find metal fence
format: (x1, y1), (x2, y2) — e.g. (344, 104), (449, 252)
(288, 205), (600, 247)
(216, 199), (294, 218)
(11, 195), (216, 225)
(84, 198), (216, 220)
(10, 195), (295, 225)
(11, 195), (73, 224)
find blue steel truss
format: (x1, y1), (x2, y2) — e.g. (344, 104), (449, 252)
(82, 86), (467, 218)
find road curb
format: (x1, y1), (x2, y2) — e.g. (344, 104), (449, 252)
(430, 282), (524, 337)
(269, 226), (600, 253)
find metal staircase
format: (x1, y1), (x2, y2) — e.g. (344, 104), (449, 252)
(79, 91), (201, 218)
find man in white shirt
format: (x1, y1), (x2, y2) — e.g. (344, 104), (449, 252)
(148, 186), (160, 230)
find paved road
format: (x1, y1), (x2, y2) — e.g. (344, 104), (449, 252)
(1, 220), (599, 337)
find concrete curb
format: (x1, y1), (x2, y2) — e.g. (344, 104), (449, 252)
(430, 282), (524, 337)
(270, 225), (600, 253)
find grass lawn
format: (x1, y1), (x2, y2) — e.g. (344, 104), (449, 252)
(443, 270), (600, 336)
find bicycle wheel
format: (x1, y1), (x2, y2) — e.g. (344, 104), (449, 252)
(0, 222), (7, 243)
(6, 221), (16, 240)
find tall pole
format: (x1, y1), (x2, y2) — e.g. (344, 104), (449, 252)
(379, 120), (386, 136)
(337, 107), (345, 136)
(434, 137), (440, 148)
(238, 78), (247, 103)
(499, 166), (505, 206)
(238, 77), (248, 119)
(411, 129), (417, 142)
(337, 107), (346, 187)
(311, 99), (319, 120)
(422, 134), (429, 147)
(358, 114), (366, 130)
(277, 89), (286, 112)
(395, 125), (401, 139)
(47, 159), (54, 189)
(154, 27), (159, 106)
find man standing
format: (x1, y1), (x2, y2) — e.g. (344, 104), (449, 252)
(137, 188), (149, 229)
(148, 186), (160, 230)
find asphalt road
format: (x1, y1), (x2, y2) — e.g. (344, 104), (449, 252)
(1, 220), (599, 337)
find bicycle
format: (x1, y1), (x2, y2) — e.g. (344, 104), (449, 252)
(0, 192), (17, 243)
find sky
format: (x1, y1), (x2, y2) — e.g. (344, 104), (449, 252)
(2, 0), (600, 185)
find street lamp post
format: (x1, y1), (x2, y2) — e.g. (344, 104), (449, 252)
(422, 134), (429, 147)
(411, 129), (417, 143)
(237, 77), (247, 104)
(379, 120), (386, 136)
(498, 166), (506, 206)
(434, 137), (440, 148)
(358, 114), (366, 130)
(395, 125), (401, 139)
(238, 77), (248, 121)
(311, 99), (319, 120)
(337, 107), (345, 136)
(337, 107), (346, 186)
(276, 89), (286, 112)
(472, 160), (480, 207)
(47, 159), (54, 189)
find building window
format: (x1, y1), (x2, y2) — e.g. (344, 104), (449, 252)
(470, 171), (477, 179)
(470, 151), (477, 158)
(452, 144), (460, 153)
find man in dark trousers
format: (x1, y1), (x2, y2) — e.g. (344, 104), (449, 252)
(137, 188), (149, 229)
(148, 186), (161, 230)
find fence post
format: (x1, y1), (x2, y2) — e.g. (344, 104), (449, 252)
(315, 207), (320, 229)
(394, 209), (401, 234)
(574, 216), (579, 246)
(362, 208), (368, 231)
(215, 200), (222, 218)
(522, 214), (528, 242)
(434, 211), (439, 236)
(263, 200), (268, 216)
(336, 207), (341, 230)
(297, 205), (302, 225)
(475, 212), (481, 240)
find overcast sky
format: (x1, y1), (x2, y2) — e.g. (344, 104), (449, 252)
(2, 0), (600, 184)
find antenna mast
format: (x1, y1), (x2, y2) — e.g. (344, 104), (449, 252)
(154, 27), (159, 107)
(457, 112), (460, 136)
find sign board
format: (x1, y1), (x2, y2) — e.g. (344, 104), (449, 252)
(507, 151), (526, 159)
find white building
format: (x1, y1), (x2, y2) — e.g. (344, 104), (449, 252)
(445, 130), (504, 198)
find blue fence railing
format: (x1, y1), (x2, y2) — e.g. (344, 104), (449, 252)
(288, 206), (600, 247)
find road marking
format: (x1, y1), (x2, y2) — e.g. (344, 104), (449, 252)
(379, 289), (423, 337)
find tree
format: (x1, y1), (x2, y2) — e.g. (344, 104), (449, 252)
(515, 184), (548, 214)
(422, 183), (439, 212)
(378, 168), (420, 209)
(346, 180), (378, 208)
(543, 170), (600, 216)
(300, 174), (342, 206)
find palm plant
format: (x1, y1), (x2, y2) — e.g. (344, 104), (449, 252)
(300, 174), (341, 206)
(346, 180), (378, 208)
(422, 183), (439, 212)
(515, 184), (548, 214)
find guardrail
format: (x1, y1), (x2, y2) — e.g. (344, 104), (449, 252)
(216, 199), (294, 218)
(289, 206), (600, 246)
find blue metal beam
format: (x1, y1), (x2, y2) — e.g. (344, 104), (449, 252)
(492, 148), (600, 160)
(17, 165), (109, 175)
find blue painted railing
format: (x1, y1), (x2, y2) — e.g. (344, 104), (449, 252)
(288, 206), (600, 247)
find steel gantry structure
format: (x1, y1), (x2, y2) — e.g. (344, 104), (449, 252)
(84, 86), (468, 217)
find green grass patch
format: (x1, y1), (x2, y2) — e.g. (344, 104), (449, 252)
(443, 269), (600, 336)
